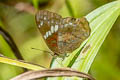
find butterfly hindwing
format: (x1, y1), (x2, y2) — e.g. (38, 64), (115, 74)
(58, 17), (90, 54)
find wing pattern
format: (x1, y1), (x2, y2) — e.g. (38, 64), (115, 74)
(35, 10), (91, 55)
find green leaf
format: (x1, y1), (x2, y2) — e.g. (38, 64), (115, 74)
(0, 55), (44, 70)
(47, 1), (120, 80)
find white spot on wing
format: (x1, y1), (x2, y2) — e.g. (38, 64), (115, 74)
(46, 32), (49, 38)
(44, 35), (47, 39)
(44, 17), (47, 20)
(55, 25), (58, 32)
(48, 31), (52, 36)
(40, 21), (43, 26)
(51, 26), (54, 33)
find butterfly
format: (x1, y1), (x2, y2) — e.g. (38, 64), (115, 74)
(35, 10), (91, 57)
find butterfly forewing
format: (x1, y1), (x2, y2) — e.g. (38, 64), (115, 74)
(35, 10), (62, 54)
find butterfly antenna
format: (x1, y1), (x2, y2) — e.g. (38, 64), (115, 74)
(31, 48), (51, 53)
(31, 48), (56, 57)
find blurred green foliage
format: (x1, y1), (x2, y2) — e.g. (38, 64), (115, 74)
(0, 0), (120, 80)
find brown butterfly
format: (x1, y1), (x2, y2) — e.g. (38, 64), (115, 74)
(35, 10), (91, 57)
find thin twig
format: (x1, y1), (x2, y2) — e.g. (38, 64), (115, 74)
(11, 68), (95, 80)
